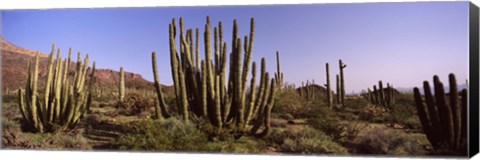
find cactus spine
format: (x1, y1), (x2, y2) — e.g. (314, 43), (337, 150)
(413, 73), (467, 155)
(157, 16), (277, 137)
(18, 45), (95, 133)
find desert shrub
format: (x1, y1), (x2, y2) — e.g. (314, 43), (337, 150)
(49, 133), (91, 150)
(338, 112), (360, 122)
(266, 127), (348, 154)
(2, 94), (17, 103)
(357, 126), (428, 155)
(2, 119), (30, 148)
(273, 87), (307, 117)
(304, 103), (329, 118)
(344, 121), (366, 140)
(113, 117), (270, 153)
(115, 92), (155, 116)
(2, 118), (90, 150)
(82, 114), (103, 128)
(383, 94), (420, 130)
(358, 104), (388, 123)
(113, 118), (213, 152)
(89, 101), (100, 110)
(401, 116), (421, 130)
(211, 136), (267, 153)
(162, 92), (178, 115)
(92, 87), (117, 103)
(343, 96), (369, 111)
(2, 103), (20, 120)
(306, 107), (347, 140)
(16, 132), (91, 150)
(307, 117), (346, 141)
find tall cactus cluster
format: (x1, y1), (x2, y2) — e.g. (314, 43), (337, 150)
(152, 16), (278, 137)
(298, 80), (316, 101)
(367, 81), (395, 108)
(413, 73), (467, 155)
(18, 45), (96, 133)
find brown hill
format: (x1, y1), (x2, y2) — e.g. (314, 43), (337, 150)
(1, 36), (172, 94)
(296, 84), (331, 97)
(0, 37), (48, 58)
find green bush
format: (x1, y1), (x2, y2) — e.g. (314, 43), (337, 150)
(2, 118), (90, 150)
(212, 136), (267, 153)
(2, 94), (17, 103)
(306, 107), (347, 140)
(2, 103), (20, 120)
(92, 87), (117, 103)
(344, 121), (366, 140)
(115, 92), (155, 116)
(273, 87), (307, 117)
(343, 96), (369, 111)
(163, 92), (178, 115)
(358, 104), (388, 123)
(384, 94), (420, 130)
(266, 127), (348, 155)
(357, 126), (427, 155)
(113, 118), (213, 151)
(401, 116), (422, 130)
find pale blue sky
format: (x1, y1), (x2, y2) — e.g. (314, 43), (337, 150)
(1, 2), (469, 93)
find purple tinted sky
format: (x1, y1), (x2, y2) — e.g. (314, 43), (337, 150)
(1, 2), (469, 93)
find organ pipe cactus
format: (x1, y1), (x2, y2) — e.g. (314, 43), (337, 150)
(339, 59), (346, 107)
(305, 80), (310, 100)
(297, 80), (318, 101)
(311, 80), (315, 100)
(18, 45), (95, 133)
(275, 51), (283, 88)
(336, 74), (340, 104)
(154, 16), (278, 137)
(367, 88), (373, 104)
(386, 83), (394, 106)
(378, 81), (385, 106)
(119, 66), (125, 102)
(86, 61), (96, 113)
(299, 82), (305, 98)
(325, 63), (332, 109)
(413, 73), (467, 155)
(367, 81), (395, 108)
(151, 52), (171, 120)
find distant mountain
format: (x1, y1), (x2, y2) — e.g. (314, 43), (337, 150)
(393, 83), (468, 95)
(395, 87), (415, 94)
(1, 36), (172, 94)
(296, 84), (330, 96)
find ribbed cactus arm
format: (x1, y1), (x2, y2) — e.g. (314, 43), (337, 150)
(151, 52), (170, 120)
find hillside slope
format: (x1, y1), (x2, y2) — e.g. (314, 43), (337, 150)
(1, 37), (172, 94)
